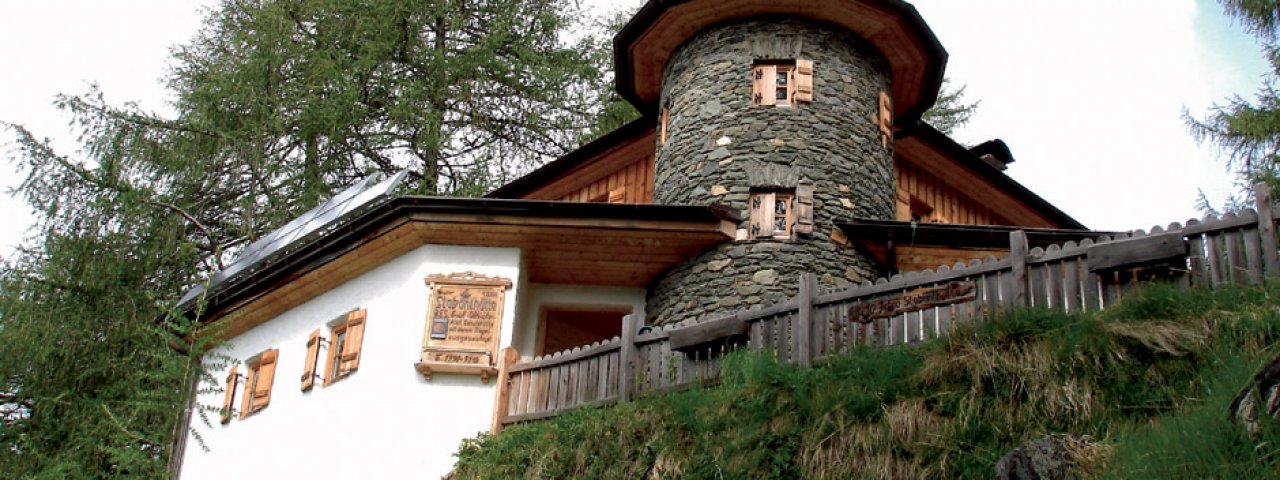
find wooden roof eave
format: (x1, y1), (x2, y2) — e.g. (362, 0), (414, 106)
(189, 198), (738, 339)
(614, 0), (947, 129)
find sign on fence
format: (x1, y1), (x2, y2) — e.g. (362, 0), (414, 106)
(847, 281), (976, 323)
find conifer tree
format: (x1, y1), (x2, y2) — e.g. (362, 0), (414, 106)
(1188, 0), (1280, 206)
(0, 0), (611, 476)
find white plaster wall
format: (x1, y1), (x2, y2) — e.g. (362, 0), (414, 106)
(512, 283), (646, 359)
(179, 245), (520, 479)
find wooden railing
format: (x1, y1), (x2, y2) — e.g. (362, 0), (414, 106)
(489, 185), (1280, 431)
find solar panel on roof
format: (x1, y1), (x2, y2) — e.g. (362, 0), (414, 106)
(178, 170), (408, 308)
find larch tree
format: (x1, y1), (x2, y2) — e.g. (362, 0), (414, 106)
(1188, 0), (1280, 209)
(0, 0), (612, 476)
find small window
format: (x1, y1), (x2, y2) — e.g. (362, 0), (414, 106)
(589, 187), (626, 204)
(239, 349), (279, 419)
(749, 186), (813, 240)
(322, 309), (367, 386)
(752, 59), (813, 107)
(878, 91), (893, 148)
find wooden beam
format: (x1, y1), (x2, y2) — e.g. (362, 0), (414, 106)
(1086, 232), (1187, 272)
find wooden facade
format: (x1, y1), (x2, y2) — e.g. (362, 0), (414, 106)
(895, 157), (1009, 226)
(515, 131), (656, 204)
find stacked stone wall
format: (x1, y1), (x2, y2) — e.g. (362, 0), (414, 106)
(647, 19), (895, 325)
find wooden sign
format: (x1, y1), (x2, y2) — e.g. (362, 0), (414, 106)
(847, 281), (975, 324)
(415, 272), (511, 383)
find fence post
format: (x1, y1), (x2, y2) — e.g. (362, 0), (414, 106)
(489, 346), (519, 434)
(796, 273), (816, 367)
(620, 314), (637, 403)
(1009, 230), (1029, 308)
(1255, 183), (1280, 276)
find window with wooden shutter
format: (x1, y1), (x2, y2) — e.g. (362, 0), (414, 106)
(754, 60), (812, 107)
(340, 310), (365, 373)
(749, 191), (795, 240)
(219, 366), (239, 424)
(878, 91), (893, 148)
(300, 329), (321, 391)
(324, 308), (367, 386)
(240, 349), (278, 419)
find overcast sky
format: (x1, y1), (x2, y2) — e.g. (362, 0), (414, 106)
(0, 0), (1270, 260)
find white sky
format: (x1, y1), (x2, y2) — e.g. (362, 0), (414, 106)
(0, 0), (1270, 260)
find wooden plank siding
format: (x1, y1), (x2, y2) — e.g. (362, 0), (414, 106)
(555, 154), (655, 204)
(513, 130), (657, 204)
(896, 157), (1008, 226)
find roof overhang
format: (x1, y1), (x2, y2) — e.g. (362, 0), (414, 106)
(187, 197), (737, 338)
(615, 0), (947, 129)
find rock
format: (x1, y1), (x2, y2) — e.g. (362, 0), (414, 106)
(707, 259), (732, 271)
(995, 435), (1100, 480)
(708, 147), (731, 160)
(1230, 351), (1280, 435)
(751, 269), (778, 285)
(710, 185), (729, 196)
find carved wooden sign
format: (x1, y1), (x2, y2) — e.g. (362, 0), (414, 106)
(847, 281), (976, 324)
(415, 272), (511, 383)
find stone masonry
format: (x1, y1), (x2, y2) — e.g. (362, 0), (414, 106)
(647, 18), (895, 325)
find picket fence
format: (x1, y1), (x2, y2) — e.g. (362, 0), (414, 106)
(488, 185), (1280, 432)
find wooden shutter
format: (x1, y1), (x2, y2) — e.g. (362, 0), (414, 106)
(249, 349), (278, 413)
(750, 192), (774, 238)
(239, 364), (254, 419)
(878, 91), (893, 147)
(339, 309), (366, 374)
(220, 366), (238, 424)
(659, 106), (669, 145)
(795, 59), (814, 103)
(301, 329), (320, 391)
(752, 65), (776, 107)
(795, 185), (814, 234)
(608, 187), (626, 204)
(322, 327), (340, 386)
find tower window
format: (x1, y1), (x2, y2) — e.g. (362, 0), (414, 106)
(749, 186), (814, 240)
(752, 59), (814, 107)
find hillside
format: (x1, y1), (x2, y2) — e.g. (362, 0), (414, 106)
(452, 283), (1280, 479)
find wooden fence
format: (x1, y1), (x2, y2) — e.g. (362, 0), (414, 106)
(489, 185), (1280, 432)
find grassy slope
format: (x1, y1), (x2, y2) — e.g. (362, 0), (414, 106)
(453, 283), (1280, 479)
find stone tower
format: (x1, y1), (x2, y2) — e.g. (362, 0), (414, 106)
(614, 0), (947, 325)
